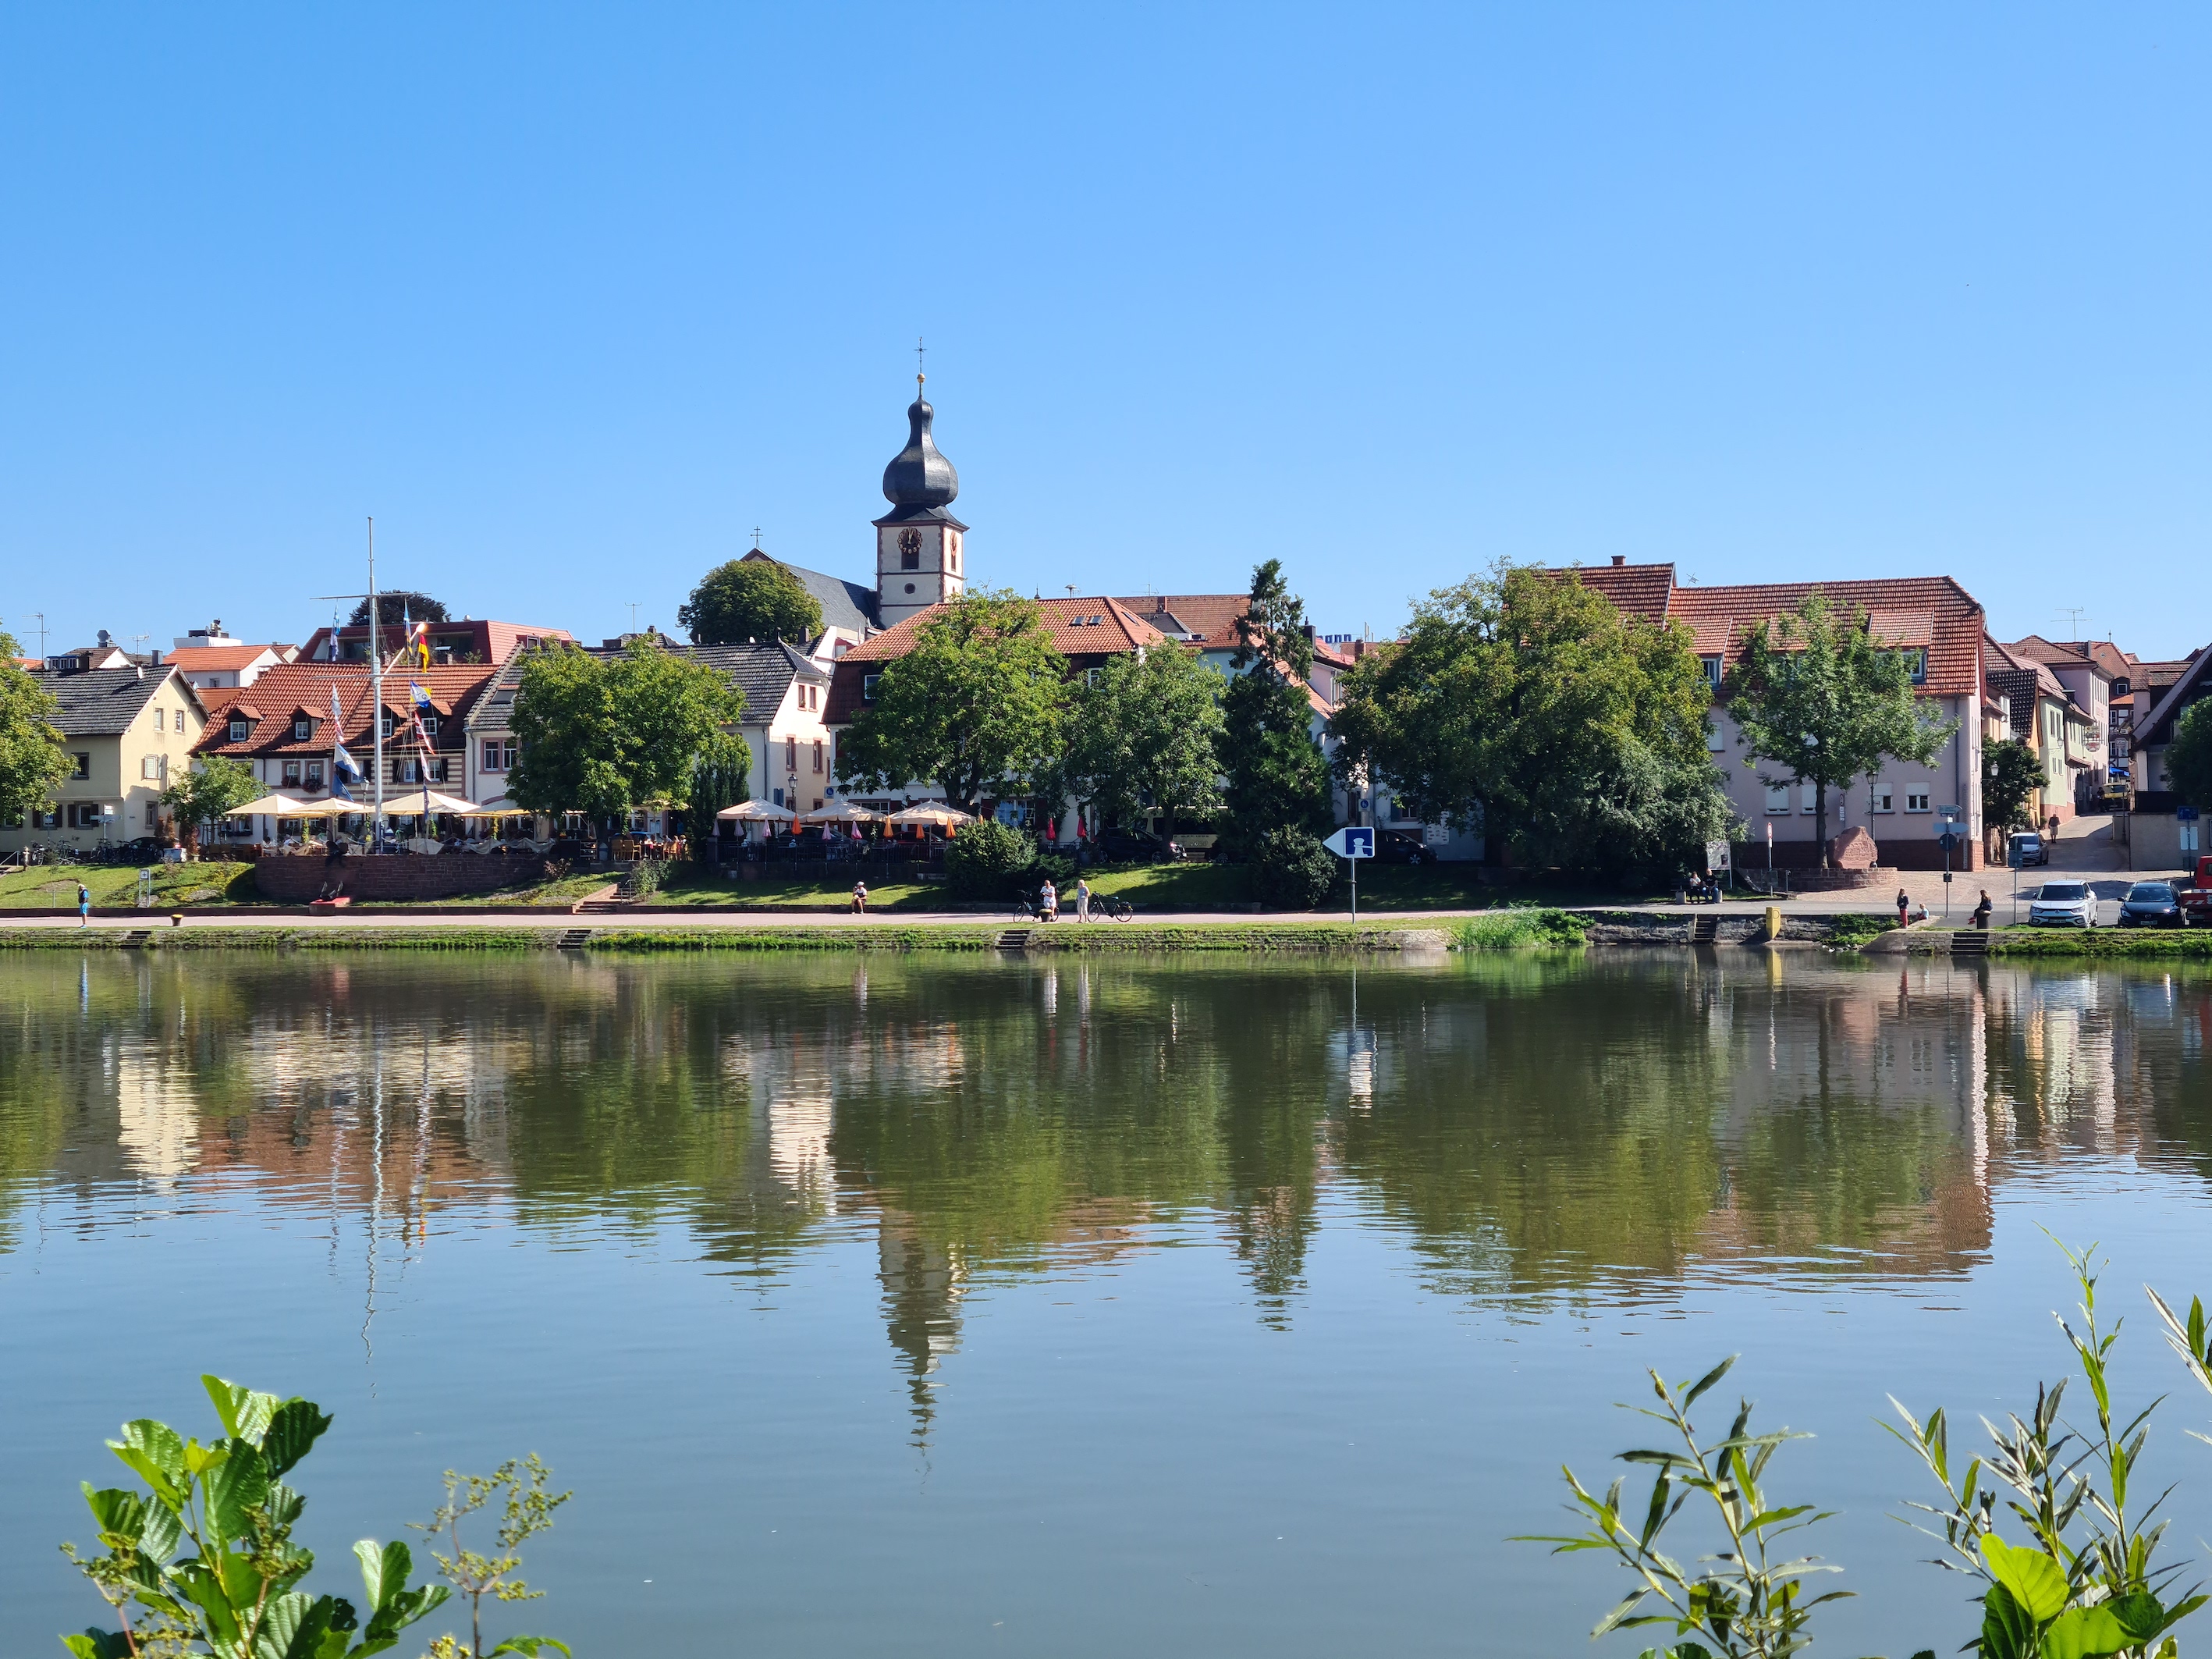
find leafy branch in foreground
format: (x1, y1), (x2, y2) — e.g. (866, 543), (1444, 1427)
(410, 1457), (572, 1659)
(1515, 1355), (1851, 1659)
(58, 1375), (449, 1659)
(1889, 1242), (2205, 1659)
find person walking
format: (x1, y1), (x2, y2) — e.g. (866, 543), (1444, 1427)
(850, 879), (868, 915)
(1973, 889), (1994, 931)
(77, 881), (91, 927)
(1075, 876), (1092, 922)
(1040, 877), (1059, 922)
(1895, 886), (1911, 929)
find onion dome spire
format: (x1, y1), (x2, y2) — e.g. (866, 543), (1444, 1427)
(881, 372), (960, 510)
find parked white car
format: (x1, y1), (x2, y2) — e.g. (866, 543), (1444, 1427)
(2027, 881), (2098, 929)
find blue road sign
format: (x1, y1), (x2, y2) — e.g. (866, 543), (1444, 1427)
(1324, 826), (1375, 859)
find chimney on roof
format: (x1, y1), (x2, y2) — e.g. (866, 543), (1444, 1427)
(1611, 555), (1626, 567)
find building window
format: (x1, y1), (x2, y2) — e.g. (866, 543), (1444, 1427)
(1900, 648), (1927, 684)
(1905, 790), (1930, 812)
(72, 752), (90, 780)
(1700, 655), (1723, 690)
(1706, 726), (1725, 753)
(1765, 785), (1790, 815)
(306, 761), (324, 788)
(141, 755), (164, 781)
(811, 740), (824, 774)
(421, 714), (438, 736)
(482, 739), (508, 771)
(1085, 667), (1103, 688)
(862, 674), (881, 701)
(154, 708), (165, 733)
(785, 737), (798, 772)
(146, 802), (161, 830)
(1800, 782), (1817, 814)
(229, 717), (249, 741)
(772, 787), (783, 808)
(502, 741), (516, 771)
(1872, 787), (1894, 813)
(282, 759), (301, 785)
(381, 713), (396, 739)
(293, 716), (311, 741)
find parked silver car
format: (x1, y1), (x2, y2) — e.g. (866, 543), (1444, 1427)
(2027, 881), (2097, 929)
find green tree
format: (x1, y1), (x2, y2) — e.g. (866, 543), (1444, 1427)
(943, 818), (1035, 900)
(1327, 565), (1732, 872)
(1220, 560), (1333, 854)
(350, 591), (448, 627)
(677, 559), (825, 646)
(836, 589), (1068, 812)
(2168, 702), (2212, 812)
(0, 632), (73, 826)
(1061, 644), (1225, 844)
(1724, 592), (1956, 867)
(683, 732), (751, 862)
(509, 639), (744, 830)
(1982, 737), (2043, 835)
(161, 756), (260, 845)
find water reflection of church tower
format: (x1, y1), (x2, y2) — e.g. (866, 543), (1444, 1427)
(876, 1217), (966, 1448)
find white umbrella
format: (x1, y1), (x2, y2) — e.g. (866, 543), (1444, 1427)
(459, 798), (534, 817)
(884, 801), (975, 826)
(383, 787), (477, 817)
(717, 800), (797, 822)
(800, 801), (883, 826)
(226, 793), (350, 819)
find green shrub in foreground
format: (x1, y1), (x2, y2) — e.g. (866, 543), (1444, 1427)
(1250, 826), (1337, 910)
(59, 1374), (567, 1659)
(1528, 1243), (2212, 1659)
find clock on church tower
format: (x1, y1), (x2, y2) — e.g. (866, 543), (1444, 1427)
(873, 375), (968, 629)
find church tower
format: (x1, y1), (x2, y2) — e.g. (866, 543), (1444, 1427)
(874, 376), (968, 629)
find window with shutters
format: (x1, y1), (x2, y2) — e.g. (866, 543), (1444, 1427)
(282, 759), (301, 785)
(811, 740), (824, 774)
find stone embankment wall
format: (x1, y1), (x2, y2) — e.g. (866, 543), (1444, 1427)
(253, 853), (547, 902)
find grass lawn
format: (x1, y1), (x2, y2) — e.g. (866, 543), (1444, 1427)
(0, 861), (261, 908)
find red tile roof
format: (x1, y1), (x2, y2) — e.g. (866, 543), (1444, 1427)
(839, 595), (1168, 664)
(166, 644), (275, 672)
(1544, 565), (1987, 698)
(829, 596), (1171, 725)
(192, 663), (496, 759)
(1109, 593), (1252, 649)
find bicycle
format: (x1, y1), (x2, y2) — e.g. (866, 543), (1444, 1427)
(1096, 896), (1135, 922)
(1007, 896), (1041, 922)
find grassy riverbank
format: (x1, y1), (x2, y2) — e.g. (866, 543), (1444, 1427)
(1985, 927), (2212, 957)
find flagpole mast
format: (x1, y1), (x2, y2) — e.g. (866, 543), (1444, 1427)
(369, 517), (385, 847)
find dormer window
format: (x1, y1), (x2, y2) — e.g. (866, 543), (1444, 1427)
(1700, 655), (1724, 689)
(293, 716), (313, 741)
(1901, 648), (1928, 684)
(381, 713), (396, 739)
(229, 717), (249, 742)
(862, 674), (882, 702)
(421, 714), (439, 736)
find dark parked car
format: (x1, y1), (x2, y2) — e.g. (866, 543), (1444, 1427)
(2118, 881), (2187, 928)
(2008, 831), (2050, 868)
(1377, 830), (1433, 865)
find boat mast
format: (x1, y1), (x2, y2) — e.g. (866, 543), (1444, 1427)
(368, 517), (385, 845)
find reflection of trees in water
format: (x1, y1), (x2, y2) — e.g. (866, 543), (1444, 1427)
(7, 952), (2212, 1371)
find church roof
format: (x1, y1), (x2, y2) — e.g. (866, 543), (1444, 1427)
(1108, 594), (1252, 651)
(739, 551), (879, 635)
(878, 382), (961, 524)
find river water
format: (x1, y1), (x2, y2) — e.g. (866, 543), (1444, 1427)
(2, 948), (2210, 1655)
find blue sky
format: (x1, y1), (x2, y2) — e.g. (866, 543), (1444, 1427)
(2, 7), (2205, 660)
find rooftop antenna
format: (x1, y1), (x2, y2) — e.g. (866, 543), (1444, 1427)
(19, 613), (47, 658)
(627, 602), (641, 633)
(2055, 607), (2090, 639)
(130, 633), (150, 660)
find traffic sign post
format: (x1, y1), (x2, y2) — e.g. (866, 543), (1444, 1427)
(1323, 826), (1376, 923)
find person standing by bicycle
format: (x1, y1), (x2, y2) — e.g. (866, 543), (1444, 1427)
(1040, 876), (1059, 922)
(1074, 876), (1092, 922)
